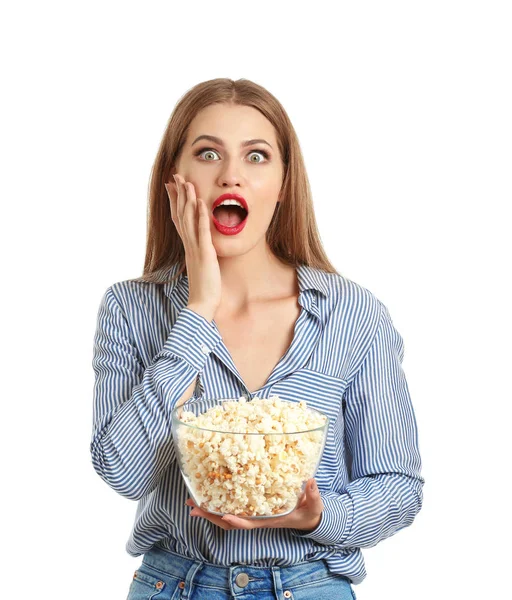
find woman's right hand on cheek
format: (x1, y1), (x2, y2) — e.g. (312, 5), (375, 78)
(164, 174), (222, 322)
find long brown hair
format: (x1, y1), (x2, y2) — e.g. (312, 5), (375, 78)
(130, 77), (340, 285)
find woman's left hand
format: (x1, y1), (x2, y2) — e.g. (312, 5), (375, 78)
(185, 478), (323, 532)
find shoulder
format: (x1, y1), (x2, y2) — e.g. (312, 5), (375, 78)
(318, 270), (403, 377)
(100, 276), (166, 319)
(314, 268), (385, 326)
(105, 264), (180, 307)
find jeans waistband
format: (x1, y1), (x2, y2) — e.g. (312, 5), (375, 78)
(141, 546), (343, 594)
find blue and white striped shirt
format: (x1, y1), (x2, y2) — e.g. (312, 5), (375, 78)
(91, 263), (424, 585)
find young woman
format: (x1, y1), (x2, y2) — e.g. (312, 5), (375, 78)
(91, 78), (424, 599)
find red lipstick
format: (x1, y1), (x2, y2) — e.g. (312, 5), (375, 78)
(212, 193), (249, 236)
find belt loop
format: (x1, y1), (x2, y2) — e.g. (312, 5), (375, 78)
(228, 566), (237, 597)
(271, 566), (284, 598)
(181, 561), (203, 600)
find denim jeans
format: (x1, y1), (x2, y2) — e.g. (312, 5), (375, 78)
(126, 546), (357, 600)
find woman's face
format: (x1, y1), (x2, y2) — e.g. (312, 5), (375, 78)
(173, 103), (284, 257)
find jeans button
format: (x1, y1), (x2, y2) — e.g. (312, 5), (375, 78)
(235, 573), (249, 587)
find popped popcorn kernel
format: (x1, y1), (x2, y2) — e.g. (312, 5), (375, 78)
(175, 396), (327, 517)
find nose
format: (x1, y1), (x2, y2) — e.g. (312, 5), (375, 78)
(216, 156), (243, 188)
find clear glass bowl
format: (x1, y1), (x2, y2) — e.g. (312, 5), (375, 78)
(171, 396), (329, 519)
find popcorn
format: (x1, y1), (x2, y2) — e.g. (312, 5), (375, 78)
(174, 395), (328, 517)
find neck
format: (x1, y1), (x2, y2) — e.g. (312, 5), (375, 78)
(217, 244), (296, 313)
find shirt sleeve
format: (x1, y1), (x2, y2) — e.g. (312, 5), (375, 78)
(90, 286), (222, 501)
(292, 301), (425, 547)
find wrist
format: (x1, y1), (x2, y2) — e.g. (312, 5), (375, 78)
(187, 303), (216, 323)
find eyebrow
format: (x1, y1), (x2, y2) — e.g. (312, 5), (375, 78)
(191, 134), (273, 149)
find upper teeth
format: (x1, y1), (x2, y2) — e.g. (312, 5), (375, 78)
(218, 199), (245, 209)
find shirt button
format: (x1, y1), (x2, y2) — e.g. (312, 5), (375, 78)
(235, 573), (250, 587)
(200, 343), (209, 354)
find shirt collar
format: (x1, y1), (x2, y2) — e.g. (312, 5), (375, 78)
(296, 263), (330, 297)
(163, 262), (330, 317)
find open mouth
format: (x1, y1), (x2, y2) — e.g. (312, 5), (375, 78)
(212, 204), (248, 228)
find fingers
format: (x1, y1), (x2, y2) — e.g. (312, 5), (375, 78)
(186, 498), (252, 530)
(167, 174), (204, 246)
(221, 514), (253, 529)
(165, 178), (181, 238)
(197, 194), (213, 251)
(189, 506), (236, 530)
(182, 180), (198, 243)
(174, 174), (185, 224)
(297, 493), (308, 508)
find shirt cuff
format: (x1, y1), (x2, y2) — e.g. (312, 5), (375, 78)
(291, 493), (353, 546)
(155, 307), (222, 370)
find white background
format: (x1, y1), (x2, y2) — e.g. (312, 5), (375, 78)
(2, 1), (510, 598)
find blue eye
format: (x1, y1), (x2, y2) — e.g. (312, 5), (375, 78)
(194, 147), (270, 162)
